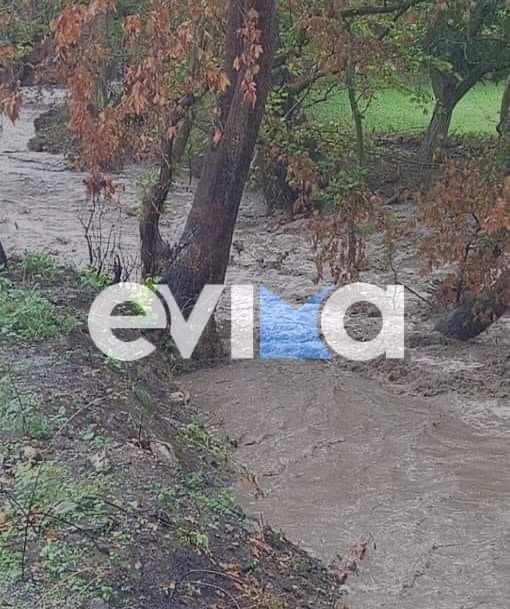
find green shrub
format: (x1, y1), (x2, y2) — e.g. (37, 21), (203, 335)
(0, 280), (77, 341)
(18, 253), (59, 283)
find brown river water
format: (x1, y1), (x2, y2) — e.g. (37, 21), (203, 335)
(2, 88), (510, 609)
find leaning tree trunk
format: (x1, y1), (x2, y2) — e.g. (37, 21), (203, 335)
(140, 137), (173, 278)
(0, 238), (7, 266)
(420, 99), (455, 162)
(162, 0), (277, 312)
(140, 103), (194, 277)
(419, 67), (460, 162)
(497, 77), (510, 171)
(435, 270), (509, 341)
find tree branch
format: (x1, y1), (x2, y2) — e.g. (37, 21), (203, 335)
(341, 0), (429, 19)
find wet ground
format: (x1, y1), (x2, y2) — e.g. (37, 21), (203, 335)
(2, 88), (510, 608)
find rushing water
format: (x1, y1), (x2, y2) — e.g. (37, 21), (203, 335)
(3, 87), (510, 609)
(183, 360), (510, 609)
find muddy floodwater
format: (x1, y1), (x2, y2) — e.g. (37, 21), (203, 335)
(2, 88), (510, 608)
(183, 362), (510, 609)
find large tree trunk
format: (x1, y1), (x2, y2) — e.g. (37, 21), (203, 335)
(497, 77), (510, 171)
(420, 60), (492, 162)
(420, 99), (455, 161)
(435, 271), (509, 340)
(420, 69), (460, 162)
(162, 0), (277, 312)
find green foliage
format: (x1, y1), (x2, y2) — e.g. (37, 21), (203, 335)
(13, 462), (112, 524)
(80, 423), (113, 449)
(0, 279), (77, 341)
(18, 253), (59, 283)
(133, 166), (160, 202)
(315, 168), (367, 208)
(0, 0), (65, 59)
(259, 101), (365, 210)
(423, 1), (510, 76)
(176, 422), (228, 466)
(78, 266), (111, 293)
(176, 521), (210, 551)
(158, 471), (238, 553)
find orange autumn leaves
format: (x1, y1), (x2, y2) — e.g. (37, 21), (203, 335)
(234, 8), (264, 109)
(50, 0), (226, 182)
(50, 0), (267, 187)
(0, 15), (21, 122)
(418, 160), (510, 304)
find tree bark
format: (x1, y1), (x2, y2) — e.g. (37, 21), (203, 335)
(162, 0), (277, 312)
(419, 65), (462, 162)
(420, 98), (455, 161)
(140, 103), (194, 278)
(140, 138), (174, 278)
(0, 238), (7, 267)
(497, 77), (510, 171)
(419, 2), (506, 164)
(435, 271), (509, 340)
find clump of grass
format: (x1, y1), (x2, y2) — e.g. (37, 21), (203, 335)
(176, 422), (229, 466)
(0, 376), (65, 440)
(157, 470), (239, 554)
(78, 266), (111, 293)
(0, 278), (77, 341)
(18, 253), (60, 283)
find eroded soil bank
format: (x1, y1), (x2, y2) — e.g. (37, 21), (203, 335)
(2, 88), (510, 608)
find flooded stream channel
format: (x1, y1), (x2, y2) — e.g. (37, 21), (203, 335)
(2, 88), (510, 609)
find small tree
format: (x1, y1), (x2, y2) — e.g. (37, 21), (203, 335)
(419, 0), (510, 160)
(52, 0), (228, 276)
(419, 160), (509, 339)
(162, 0), (277, 311)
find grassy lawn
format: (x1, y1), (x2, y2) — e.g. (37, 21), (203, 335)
(316, 82), (503, 136)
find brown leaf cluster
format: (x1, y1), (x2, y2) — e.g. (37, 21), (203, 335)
(418, 160), (510, 305)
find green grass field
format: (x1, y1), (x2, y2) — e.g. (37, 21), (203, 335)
(316, 82), (503, 136)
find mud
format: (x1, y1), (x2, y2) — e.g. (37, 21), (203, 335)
(2, 87), (510, 608)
